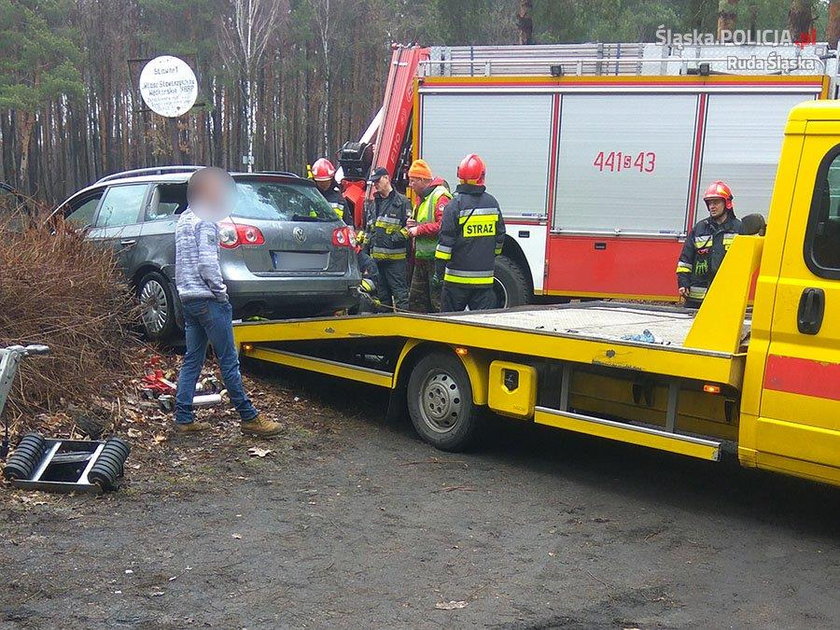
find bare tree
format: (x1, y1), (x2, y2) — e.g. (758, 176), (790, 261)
(516, 0), (534, 45)
(220, 0), (286, 172)
(788, 0), (816, 43)
(717, 0), (738, 38)
(829, 0), (840, 49)
(312, 0), (333, 157)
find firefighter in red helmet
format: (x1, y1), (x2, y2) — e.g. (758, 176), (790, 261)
(676, 180), (742, 307)
(311, 157), (352, 224)
(434, 154), (506, 312)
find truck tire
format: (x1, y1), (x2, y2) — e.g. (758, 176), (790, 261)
(407, 351), (481, 452)
(138, 271), (180, 342)
(494, 255), (530, 308)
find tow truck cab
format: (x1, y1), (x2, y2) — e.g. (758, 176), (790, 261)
(738, 100), (840, 486)
(236, 101), (840, 489)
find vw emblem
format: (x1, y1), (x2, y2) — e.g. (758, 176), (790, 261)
(293, 227), (306, 243)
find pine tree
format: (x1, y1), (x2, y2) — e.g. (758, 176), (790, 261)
(0, 0), (83, 189)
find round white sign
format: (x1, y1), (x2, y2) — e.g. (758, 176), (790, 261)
(139, 56), (198, 118)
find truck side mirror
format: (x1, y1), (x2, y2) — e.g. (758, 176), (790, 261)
(740, 213), (767, 236)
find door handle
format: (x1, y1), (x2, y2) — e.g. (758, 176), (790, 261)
(120, 239), (137, 247)
(797, 287), (825, 335)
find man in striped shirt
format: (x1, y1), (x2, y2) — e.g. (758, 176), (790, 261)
(174, 167), (282, 437)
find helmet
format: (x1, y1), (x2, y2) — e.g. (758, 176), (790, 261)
(703, 180), (734, 211)
(457, 154), (486, 186)
(360, 277), (376, 295)
(312, 158), (336, 181)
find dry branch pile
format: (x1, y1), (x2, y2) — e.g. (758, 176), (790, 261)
(0, 214), (139, 419)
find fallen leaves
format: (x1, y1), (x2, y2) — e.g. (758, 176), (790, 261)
(247, 446), (272, 458)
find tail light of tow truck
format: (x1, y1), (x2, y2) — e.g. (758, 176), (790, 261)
(219, 222), (265, 249)
(332, 225), (356, 248)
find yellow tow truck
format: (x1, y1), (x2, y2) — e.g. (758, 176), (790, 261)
(235, 102), (840, 488)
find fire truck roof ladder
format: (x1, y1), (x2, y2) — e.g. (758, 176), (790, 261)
(423, 43), (838, 79)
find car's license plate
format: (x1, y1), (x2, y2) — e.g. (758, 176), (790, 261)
(271, 251), (329, 271)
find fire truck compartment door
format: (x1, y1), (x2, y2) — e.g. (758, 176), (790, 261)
(419, 92), (553, 220)
(553, 93), (697, 235)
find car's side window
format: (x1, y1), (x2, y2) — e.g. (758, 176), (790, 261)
(805, 146), (840, 277)
(145, 183), (187, 221)
(96, 184), (148, 228)
(64, 191), (105, 228)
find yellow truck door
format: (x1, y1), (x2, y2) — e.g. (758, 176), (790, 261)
(749, 110), (840, 486)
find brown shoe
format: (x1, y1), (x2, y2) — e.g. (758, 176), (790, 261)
(241, 415), (283, 438)
(173, 420), (212, 433)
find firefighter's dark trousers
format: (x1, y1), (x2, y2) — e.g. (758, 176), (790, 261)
(440, 282), (497, 312)
(376, 259), (409, 311)
(409, 258), (441, 313)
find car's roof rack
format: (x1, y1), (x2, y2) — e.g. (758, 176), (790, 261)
(252, 170), (303, 178)
(95, 166), (204, 184)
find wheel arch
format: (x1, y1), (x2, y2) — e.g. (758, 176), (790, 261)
(393, 340), (489, 405)
(132, 263), (166, 290)
(501, 235), (534, 295)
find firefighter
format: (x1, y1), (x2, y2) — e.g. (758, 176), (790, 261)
(676, 180), (742, 307)
(365, 166), (411, 311)
(434, 154), (505, 312)
(312, 157), (352, 224)
(406, 159), (452, 313)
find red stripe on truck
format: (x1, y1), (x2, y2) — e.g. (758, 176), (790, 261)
(764, 355), (840, 401)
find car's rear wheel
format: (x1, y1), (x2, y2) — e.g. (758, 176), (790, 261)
(138, 272), (179, 342)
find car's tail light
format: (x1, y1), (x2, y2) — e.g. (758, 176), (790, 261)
(332, 226), (356, 248)
(219, 221), (265, 249)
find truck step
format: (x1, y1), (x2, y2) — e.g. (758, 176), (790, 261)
(533, 406), (721, 461)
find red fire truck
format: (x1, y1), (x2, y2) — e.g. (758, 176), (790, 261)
(338, 42), (836, 305)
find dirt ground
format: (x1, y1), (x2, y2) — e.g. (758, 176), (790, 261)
(2, 368), (840, 630)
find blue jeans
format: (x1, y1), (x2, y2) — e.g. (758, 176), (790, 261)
(175, 298), (258, 425)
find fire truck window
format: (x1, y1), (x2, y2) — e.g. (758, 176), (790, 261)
(420, 93), (553, 220)
(805, 147), (840, 276)
(553, 94), (697, 235)
(700, 93), (814, 222)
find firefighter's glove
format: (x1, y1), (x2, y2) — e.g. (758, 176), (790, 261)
(431, 274), (443, 290)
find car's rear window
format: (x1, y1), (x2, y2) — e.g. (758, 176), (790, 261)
(233, 181), (336, 222)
